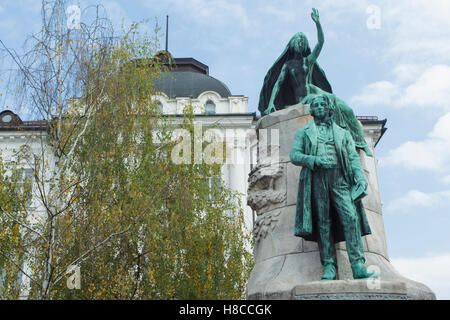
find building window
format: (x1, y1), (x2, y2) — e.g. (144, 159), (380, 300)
(16, 168), (34, 209)
(205, 100), (216, 115)
(2, 114), (12, 122)
(23, 168), (34, 208)
(207, 176), (222, 201)
(157, 102), (163, 113)
(0, 111), (17, 123)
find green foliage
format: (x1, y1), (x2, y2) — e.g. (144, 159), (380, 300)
(0, 156), (33, 298)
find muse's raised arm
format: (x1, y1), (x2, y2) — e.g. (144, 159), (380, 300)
(307, 8), (324, 66)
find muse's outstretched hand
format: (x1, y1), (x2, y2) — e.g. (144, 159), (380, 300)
(311, 8), (320, 23)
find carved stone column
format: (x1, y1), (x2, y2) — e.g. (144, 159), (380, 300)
(246, 105), (435, 300)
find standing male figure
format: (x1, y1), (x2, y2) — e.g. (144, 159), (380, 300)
(290, 94), (376, 280)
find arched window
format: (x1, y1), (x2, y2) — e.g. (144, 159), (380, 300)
(205, 100), (216, 115)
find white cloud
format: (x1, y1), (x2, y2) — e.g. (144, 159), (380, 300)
(441, 175), (450, 185)
(382, 0), (450, 62)
(301, 0), (450, 61)
(100, 0), (131, 30)
(380, 112), (450, 171)
(305, 0), (370, 21)
(350, 1), (450, 110)
(429, 112), (450, 141)
(397, 65), (450, 109)
(2, 0), (41, 13)
(392, 64), (424, 85)
(385, 189), (450, 214)
(351, 64), (450, 110)
(139, 0), (252, 31)
(391, 253), (450, 299)
(380, 140), (443, 171)
(351, 80), (400, 106)
(259, 5), (295, 23)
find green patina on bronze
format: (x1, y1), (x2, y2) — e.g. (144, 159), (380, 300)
(259, 8), (373, 157)
(290, 94), (377, 280)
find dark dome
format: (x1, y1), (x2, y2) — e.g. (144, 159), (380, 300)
(154, 71), (231, 99)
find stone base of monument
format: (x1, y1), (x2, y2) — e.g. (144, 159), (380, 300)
(292, 279), (410, 300)
(246, 105), (436, 300)
(246, 249), (435, 300)
(292, 280), (409, 300)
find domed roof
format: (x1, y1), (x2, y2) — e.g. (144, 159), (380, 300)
(154, 71), (231, 99)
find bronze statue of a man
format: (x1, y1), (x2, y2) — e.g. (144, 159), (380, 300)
(290, 94), (376, 280)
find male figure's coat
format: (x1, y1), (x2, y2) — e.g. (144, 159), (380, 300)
(290, 121), (371, 244)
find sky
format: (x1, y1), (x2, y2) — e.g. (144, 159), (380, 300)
(0, 0), (449, 299)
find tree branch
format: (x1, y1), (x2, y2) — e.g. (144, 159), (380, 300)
(51, 225), (131, 286)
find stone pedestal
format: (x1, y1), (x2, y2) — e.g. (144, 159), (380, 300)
(293, 280), (408, 300)
(246, 105), (435, 300)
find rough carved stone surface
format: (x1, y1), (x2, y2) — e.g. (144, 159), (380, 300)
(253, 211), (281, 242)
(293, 293), (409, 300)
(293, 279), (405, 293)
(252, 206), (303, 263)
(293, 280), (410, 300)
(247, 164), (286, 213)
(256, 105), (310, 131)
